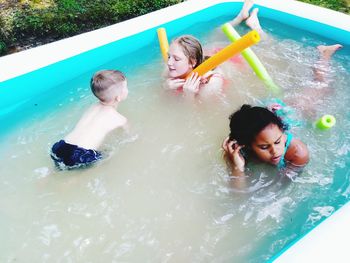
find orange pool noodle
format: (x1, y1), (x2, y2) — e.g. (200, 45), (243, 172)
(157, 27), (169, 62)
(188, 30), (260, 77)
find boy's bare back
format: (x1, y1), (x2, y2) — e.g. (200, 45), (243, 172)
(51, 69), (128, 169)
(64, 103), (127, 150)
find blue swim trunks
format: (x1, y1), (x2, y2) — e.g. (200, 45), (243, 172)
(51, 140), (102, 169)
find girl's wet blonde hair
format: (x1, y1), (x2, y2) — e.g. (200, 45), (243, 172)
(173, 35), (203, 68)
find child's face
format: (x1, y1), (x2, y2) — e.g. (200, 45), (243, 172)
(251, 123), (286, 165)
(109, 81), (128, 103)
(119, 81), (128, 101)
(167, 43), (194, 78)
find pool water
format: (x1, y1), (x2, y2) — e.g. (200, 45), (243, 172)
(1, 15), (350, 262)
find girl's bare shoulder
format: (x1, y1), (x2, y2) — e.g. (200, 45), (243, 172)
(285, 138), (309, 166)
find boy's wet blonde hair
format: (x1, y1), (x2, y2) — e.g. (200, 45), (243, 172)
(90, 70), (126, 102)
(173, 35), (203, 68)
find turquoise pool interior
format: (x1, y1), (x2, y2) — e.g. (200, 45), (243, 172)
(1, 2), (350, 262)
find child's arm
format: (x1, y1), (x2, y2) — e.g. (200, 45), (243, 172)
(111, 112), (128, 133)
(165, 74), (202, 93)
(183, 72), (201, 94)
(200, 70), (224, 92)
(165, 78), (186, 90)
(222, 137), (246, 176)
(285, 138), (309, 167)
(121, 119), (130, 133)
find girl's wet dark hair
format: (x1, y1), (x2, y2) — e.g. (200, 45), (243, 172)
(229, 104), (287, 146)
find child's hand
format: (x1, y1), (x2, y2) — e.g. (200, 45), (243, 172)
(222, 137), (245, 172)
(166, 78), (185, 89)
(200, 71), (215, 85)
(267, 103), (283, 113)
(183, 72), (201, 93)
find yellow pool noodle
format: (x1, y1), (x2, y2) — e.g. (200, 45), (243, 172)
(188, 30), (260, 78)
(221, 23), (280, 95)
(157, 27), (169, 62)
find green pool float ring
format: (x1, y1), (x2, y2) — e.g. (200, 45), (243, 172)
(316, 115), (336, 130)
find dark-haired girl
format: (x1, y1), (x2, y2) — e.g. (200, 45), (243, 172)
(222, 104), (309, 176)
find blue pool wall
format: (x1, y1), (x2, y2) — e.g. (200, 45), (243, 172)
(0, 3), (240, 118)
(259, 7), (350, 46)
(0, 1), (349, 261)
(0, 2), (349, 120)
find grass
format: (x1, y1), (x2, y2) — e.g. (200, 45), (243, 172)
(297, 0), (350, 14)
(0, 0), (349, 56)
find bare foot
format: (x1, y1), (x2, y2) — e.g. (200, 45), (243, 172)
(317, 44), (343, 60)
(230, 0), (254, 26)
(314, 44), (342, 82)
(246, 8), (262, 32)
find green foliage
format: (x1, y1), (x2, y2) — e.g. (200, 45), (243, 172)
(0, 41), (7, 56)
(111, 0), (181, 20)
(297, 0), (350, 14)
(1, 0), (348, 56)
(1, 0), (183, 55)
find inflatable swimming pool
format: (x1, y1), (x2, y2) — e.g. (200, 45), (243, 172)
(0, 0), (349, 261)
